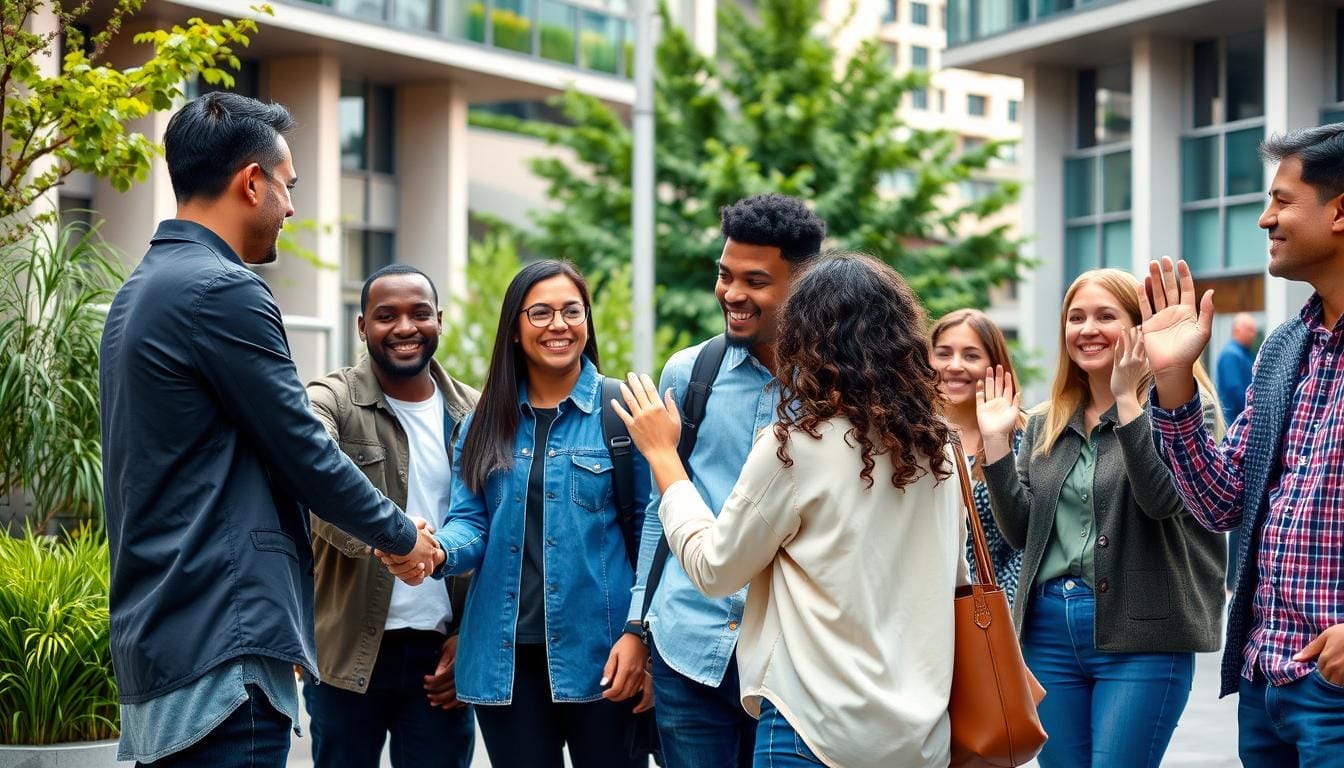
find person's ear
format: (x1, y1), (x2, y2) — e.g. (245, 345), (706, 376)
(357, 313), (367, 342)
(239, 162), (264, 208)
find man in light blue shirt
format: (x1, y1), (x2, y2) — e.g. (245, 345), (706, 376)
(627, 194), (826, 767)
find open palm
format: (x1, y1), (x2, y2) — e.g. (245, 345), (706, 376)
(975, 365), (1020, 440)
(1137, 257), (1214, 374)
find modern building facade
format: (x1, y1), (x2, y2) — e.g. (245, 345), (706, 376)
(45, 0), (635, 381)
(944, 0), (1336, 399)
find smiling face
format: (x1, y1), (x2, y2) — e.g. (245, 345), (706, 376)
(516, 274), (588, 378)
(359, 272), (441, 379)
(715, 238), (794, 352)
(1063, 281), (1133, 376)
(1260, 156), (1344, 284)
(930, 322), (992, 406)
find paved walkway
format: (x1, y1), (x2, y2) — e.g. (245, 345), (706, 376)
(286, 650), (1239, 767)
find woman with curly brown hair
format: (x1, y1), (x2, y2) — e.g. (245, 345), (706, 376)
(614, 253), (966, 768)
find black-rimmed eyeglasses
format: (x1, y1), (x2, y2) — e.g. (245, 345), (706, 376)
(521, 303), (588, 328)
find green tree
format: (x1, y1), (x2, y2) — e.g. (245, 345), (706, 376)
(471, 0), (1023, 340)
(1, 0), (262, 242)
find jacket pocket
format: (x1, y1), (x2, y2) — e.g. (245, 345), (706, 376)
(1124, 569), (1173, 620)
(340, 441), (385, 468)
(569, 454), (614, 512)
(251, 529), (300, 562)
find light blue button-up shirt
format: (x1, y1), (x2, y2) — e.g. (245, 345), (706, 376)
(627, 338), (778, 686)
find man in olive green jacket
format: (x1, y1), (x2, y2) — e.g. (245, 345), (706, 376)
(304, 264), (479, 768)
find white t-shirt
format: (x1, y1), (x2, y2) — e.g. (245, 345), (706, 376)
(383, 389), (455, 632)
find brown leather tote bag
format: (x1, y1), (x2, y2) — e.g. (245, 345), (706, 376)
(948, 442), (1048, 767)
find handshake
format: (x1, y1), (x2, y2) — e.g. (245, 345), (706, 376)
(374, 517), (444, 586)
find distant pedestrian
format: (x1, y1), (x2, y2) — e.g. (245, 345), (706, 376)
(1215, 312), (1258, 591)
(304, 264), (478, 768)
(1139, 124), (1344, 765)
(99, 92), (440, 768)
(930, 308), (1024, 605)
(429, 261), (649, 767)
(976, 268), (1225, 768)
(616, 253), (965, 767)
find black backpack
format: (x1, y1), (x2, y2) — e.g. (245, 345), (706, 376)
(599, 335), (728, 612)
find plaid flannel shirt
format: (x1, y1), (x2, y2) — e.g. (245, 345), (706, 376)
(1151, 295), (1344, 688)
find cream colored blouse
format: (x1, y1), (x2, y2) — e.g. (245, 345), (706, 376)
(659, 418), (966, 768)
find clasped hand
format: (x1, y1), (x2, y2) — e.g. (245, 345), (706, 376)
(374, 516), (443, 586)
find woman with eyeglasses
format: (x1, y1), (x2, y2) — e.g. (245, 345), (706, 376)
(432, 260), (650, 767)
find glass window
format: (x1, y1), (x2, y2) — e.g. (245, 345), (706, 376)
(967, 94), (987, 117)
(885, 42), (899, 68)
(1226, 30), (1264, 122)
(1077, 63), (1131, 148)
(369, 86), (395, 174)
(1192, 39), (1219, 128)
(1101, 150), (1131, 213)
(1008, 99), (1020, 123)
(880, 170), (917, 194)
(912, 2), (929, 25)
(1225, 127), (1263, 196)
(1181, 208), (1220, 273)
(1225, 202), (1265, 269)
(1324, 108), (1344, 125)
(882, 0), (897, 23)
(334, 0), (386, 21)
(911, 87), (929, 110)
(393, 0), (436, 29)
(493, 0), (535, 54)
(446, 0), (487, 42)
(1037, 0), (1076, 18)
(339, 82), (366, 172)
(1181, 135), (1218, 203)
(579, 11), (621, 73)
(912, 45), (929, 70)
(1064, 156), (1095, 219)
(1102, 220), (1132, 269)
(962, 136), (986, 154)
(540, 0), (577, 63)
(1065, 225), (1098, 279)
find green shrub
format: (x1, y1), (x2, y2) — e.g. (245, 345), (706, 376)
(0, 527), (118, 745)
(540, 23), (576, 63)
(491, 8), (534, 53)
(580, 30), (619, 74)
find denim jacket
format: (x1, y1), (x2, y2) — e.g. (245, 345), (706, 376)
(435, 358), (651, 703)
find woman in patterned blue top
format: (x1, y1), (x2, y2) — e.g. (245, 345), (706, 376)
(929, 309), (1024, 605)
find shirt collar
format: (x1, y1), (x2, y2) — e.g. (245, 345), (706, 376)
(1065, 402), (1118, 437)
(150, 219), (244, 266)
(518, 356), (602, 415)
(1299, 293), (1344, 337)
(724, 341), (769, 373)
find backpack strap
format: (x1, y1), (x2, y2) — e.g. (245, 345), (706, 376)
(640, 335), (729, 620)
(601, 377), (640, 569)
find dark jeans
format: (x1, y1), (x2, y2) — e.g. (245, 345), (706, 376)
(303, 629), (475, 768)
(1022, 578), (1194, 768)
(648, 638), (755, 768)
(1238, 667), (1344, 766)
(473, 643), (640, 768)
(138, 684), (289, 768)
(752, 700), (821, 767)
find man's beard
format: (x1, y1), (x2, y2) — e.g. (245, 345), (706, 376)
(369, 336), (439, 378)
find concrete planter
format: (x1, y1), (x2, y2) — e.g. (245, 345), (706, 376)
(0, 740), (123, 767)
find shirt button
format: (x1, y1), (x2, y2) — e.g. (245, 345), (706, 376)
(1065, 579), (1076, 590)
(546, 492), (556, 500)
(592, 463), (601, 470)
(1097, 579), (1110, 593)
(357, 677), (366, 686)
(1081, 493), (1088, 502)
(1097, 535), (1109, 547)
(510, 545), (520, 553)
(729, 621), (738, 630)
(546, 537), (556, 546)
(1080, 528), (1088, 538)
(522, 448), (530, 456)
(548, 449), (557, 457)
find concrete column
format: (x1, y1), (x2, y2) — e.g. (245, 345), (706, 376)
(90, 20), (178, 267)
(1262, 0), (1324, 325)
(396, 82), (469, 304)
(23, 5), (62, 229)
(1131, 34), (1182, 271)
(1018, 64), (1070, 406)
(265, 55), (343, 381)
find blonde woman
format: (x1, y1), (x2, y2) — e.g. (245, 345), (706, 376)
(930, 309), (1025, 604)
(975, 268), (1225, 768)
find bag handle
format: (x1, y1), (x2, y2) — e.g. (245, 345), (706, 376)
(950, 439), (997, 589)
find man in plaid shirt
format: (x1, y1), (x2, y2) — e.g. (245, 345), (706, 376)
(1136, 125), (1344, 765)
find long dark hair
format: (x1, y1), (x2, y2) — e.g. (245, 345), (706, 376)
(458, 260), (600, 494)
(773, 252), (952, 489)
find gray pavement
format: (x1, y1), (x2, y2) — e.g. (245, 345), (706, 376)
(286, 650), (1238, 767)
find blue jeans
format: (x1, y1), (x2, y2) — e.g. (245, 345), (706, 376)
(1238, 667), (1344, 766)
(303, 630), (475, 768)
(752, 700), (822, 767)
(1022, 578), (1194, 768)
(138, 684), (289, 767)
(649, 638), (756, 768)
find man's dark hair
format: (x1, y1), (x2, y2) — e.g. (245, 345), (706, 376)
(1261, 123), (1344, 202)
(164, 92), (295, 203)
(360, 264), (439, 313)
(720, 194), (827, 263)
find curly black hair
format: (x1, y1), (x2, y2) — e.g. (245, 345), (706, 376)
(720, 194), (826, 263)
(773, 252), (952, 490)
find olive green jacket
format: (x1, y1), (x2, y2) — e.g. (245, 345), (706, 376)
(306, 357), (479, 693)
